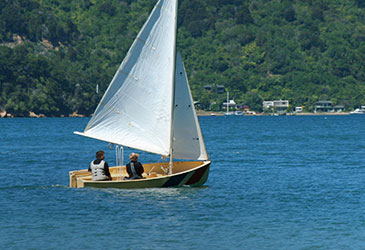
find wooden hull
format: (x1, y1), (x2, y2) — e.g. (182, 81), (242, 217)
(69, 161), (211, 189)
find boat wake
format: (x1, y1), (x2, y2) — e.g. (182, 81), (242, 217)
(97, 185), (210, 199)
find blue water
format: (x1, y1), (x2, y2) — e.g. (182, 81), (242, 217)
(1, 115), (365, 249)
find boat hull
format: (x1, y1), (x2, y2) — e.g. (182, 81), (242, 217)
(69, 161), (211, 189)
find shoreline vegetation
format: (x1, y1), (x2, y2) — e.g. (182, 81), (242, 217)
(0, 110), (352, 118)
(0, 1), (364, 118)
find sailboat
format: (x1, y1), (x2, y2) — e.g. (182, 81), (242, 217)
(69, 0), (211, 188)
(224, 92), (233, 115)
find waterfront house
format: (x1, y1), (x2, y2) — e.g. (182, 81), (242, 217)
(204, 84), (225, 94)
(263, 100), (289, 114)
(333, 105), (344, 112)
(217, 85), (225, 94)
(314, 101), (333, 112)
(313, 101), (345, 113)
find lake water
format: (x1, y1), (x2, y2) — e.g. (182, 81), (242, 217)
(1, 115), (365, 249)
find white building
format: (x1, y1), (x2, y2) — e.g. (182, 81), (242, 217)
(263, 100), (289, 113)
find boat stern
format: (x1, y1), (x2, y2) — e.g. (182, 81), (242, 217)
(69, 166), (123, 188)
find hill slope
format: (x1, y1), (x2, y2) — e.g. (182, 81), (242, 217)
(0, 0), (364, 116)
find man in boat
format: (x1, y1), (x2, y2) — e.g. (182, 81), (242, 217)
(88, 150), (112, 181)
(124, 153), (144, 180)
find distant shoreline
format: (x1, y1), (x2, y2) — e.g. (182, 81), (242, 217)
(0, 110), (88, 118)
(293, 112), (350, 116)
(0, 110), (352, 118)
(197, 111), (350, 116)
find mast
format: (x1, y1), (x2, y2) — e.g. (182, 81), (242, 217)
(227, 91), (229, 113)
(168, 0), (178, 175)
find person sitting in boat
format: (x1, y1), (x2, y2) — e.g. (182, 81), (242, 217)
(88, 150), (112, 181)
(124, 153), (144, 180)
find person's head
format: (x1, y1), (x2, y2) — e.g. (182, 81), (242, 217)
(129, 152), (139, 161)
(96, 150), (105, 160)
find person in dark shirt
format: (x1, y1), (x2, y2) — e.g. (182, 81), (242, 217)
(125, 153), (144, 180)
(88, 150), (112, 181)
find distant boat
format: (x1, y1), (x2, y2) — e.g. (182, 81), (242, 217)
(350, 106), (365, 115)
(69, 0), (211, 189)
(224, 92), (240, 115)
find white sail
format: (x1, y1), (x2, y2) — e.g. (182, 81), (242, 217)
(172, 53), (208, 160)
(75, 0), (177, 157)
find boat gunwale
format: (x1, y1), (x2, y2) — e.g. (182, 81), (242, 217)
(80, 160), (211, 185)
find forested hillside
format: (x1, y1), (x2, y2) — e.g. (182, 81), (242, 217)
(0, 0), (364, 116)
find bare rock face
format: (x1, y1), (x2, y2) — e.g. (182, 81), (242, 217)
(69, 112), (85, 118)
(29, 111), (45, 118)
(0, 110), (13, 118)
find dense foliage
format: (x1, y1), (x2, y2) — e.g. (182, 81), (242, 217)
(0, 0), (364, 116)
